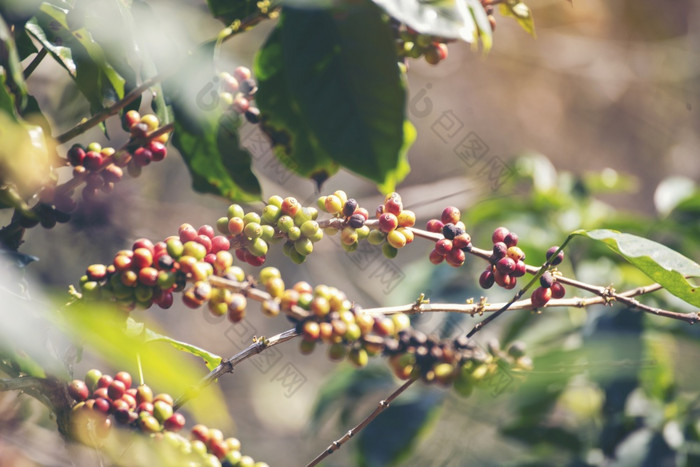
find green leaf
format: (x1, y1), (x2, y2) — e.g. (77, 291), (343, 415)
(31, 4), (125, 112)
(256, 3), (413, 192)
(25, 19), (75, 76)
(172, 113), (262, 202)
(498, 1), (535, 37)
(59, 303), (229, 426)
(255, 25), (339, 184)
(640, 333), (675, 401)
(573, 229), (700, 308)
(141, 324), (222, 371)
(357, 390), (444, 466)
(0, 14), (28, 112)
(372, 0), (490, 46)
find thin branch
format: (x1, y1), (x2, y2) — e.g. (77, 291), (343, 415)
(55, 74), (164, 144)
(307, 377), (418, 467)
(0, 376), (47, 392)
(173, 328), (298, 410)
(362, 283), (666, 317)
(23, 47), (48, 79)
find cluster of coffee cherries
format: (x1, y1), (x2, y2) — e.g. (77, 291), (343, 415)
(478, 226), (526, 290)
(12, 184), (73, 229)
(67, 370), (265, 466)
(316, 190), (371, 253)
(218, 66), (260, 124)
(426, 207), (472, 267)
(390, 21), (450, 65)
(68, 369), (185, 443)
(67, 111), (168, 199)
(216, 197), (323, 266)
(530, 247), (566, 308)
(383, 331), (531, 396)
(78, 225), (240, 313)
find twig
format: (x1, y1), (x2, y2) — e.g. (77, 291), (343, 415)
(173, 328), (298, 410)
(55, 75), (164, 144)
(23, 47), (48, 79)
(307, 377), (418, 467)
(0, 376), (47, 392)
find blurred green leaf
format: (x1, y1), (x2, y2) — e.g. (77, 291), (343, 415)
(59, 303), (229, 426)
(640, 334), (675, 402)
(256, 3), (413, 192)
(357, 390), (444, 466)
(372, 0), (491, 47)
(573, 229), (700, 307)
(0, 14), (28, 113)
(498, 1), (535, 37)
(31, 4), (125, 112)
(172, 112), (262, 202)
(140, 324), (222, 371)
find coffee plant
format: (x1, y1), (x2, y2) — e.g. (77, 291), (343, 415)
(1, 0), (699, 465)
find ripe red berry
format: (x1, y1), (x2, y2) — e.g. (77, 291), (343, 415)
(426, 219), (444, 233)
(496, 257), (516, 275)
(453, 233), (471, 250)
(114, 371), (132, 390)
(379, 213), (398, 233)
(446, 248), (466, 267)
(132, 248), (154, 269)
(147, 140), (167, 161)
(133, 147), (152, 167)
(539, 271), (554, 288)
(429, 248), (445, 264)
(68, 379), (89, 401)
(67, 144), (86, 166)
(84, 151), (103, 171)
(546, 246), (565, 265)
(479, 269), (495, 289)
(492, 227), (509, 244)
(97, 374), (113, 389)
(492, 242), (508, 261)
(434, 238), (453, 255)
(503, 232), (519, 248)
(512, 260), (527, 277)
(179, 224), (198, 243)
(441, 206), (460, 225)
(531, 286), (552, 308)
(164, 412), (186, 432)
(108, 380), (126, 400)
(551, 281), (566, 299)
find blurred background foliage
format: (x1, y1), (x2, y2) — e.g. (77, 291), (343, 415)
(0, 0), (699, 465)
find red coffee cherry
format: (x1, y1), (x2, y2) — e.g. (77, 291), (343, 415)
(546, 246), (565, 265)
(491, 226), (509, 244)
(551, 281), (566, 299)
(479, 269), (495, 289)
(531, 286), (553, 308)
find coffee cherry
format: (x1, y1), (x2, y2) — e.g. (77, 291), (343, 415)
(387, 229), (407, 249)
(164, 412), (186, 432)
(382, 243), (398, 259)
(446, 248), (466, 267)
(531, 286), (552, 308)
(379, 213), (398, 233)
(503, 232), (519, 248)
(512, 260), (527, 277)
(348, 213), (365, 229)
(546, 246), (565, 265)
(479, 269), (495, 289)
(426, 219), (444, 233)
(496, 257), (516, 275)
(539, 271), (554, 288)
(492, 242), (507, 261)
(108, 379), (126, 400)
(429, 248), (445, 264)
(492, 227), (509, 244)
(67, 144), (86, 166)
(68, 379), (89, 402)
(84, 151), (103, 171)
(441, 206), (460, 225)
(114, 371), (132, 390)
(551, 281), (566, 299)
(435, 238), (453, 255)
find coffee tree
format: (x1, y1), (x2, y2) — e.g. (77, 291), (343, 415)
(1, 0), (699, 465)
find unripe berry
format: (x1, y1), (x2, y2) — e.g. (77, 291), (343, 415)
(140, 114), (160, 131)
(387, 229), (407, 249)
(382, 243), (398, 259)
(302, 321), (321, 341)
(324, 195), (343, 215)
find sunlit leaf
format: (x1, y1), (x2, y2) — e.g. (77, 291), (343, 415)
(573, 229), (700, 308)
(140, 324), (222, 371)
(498, 1), (535, 37)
